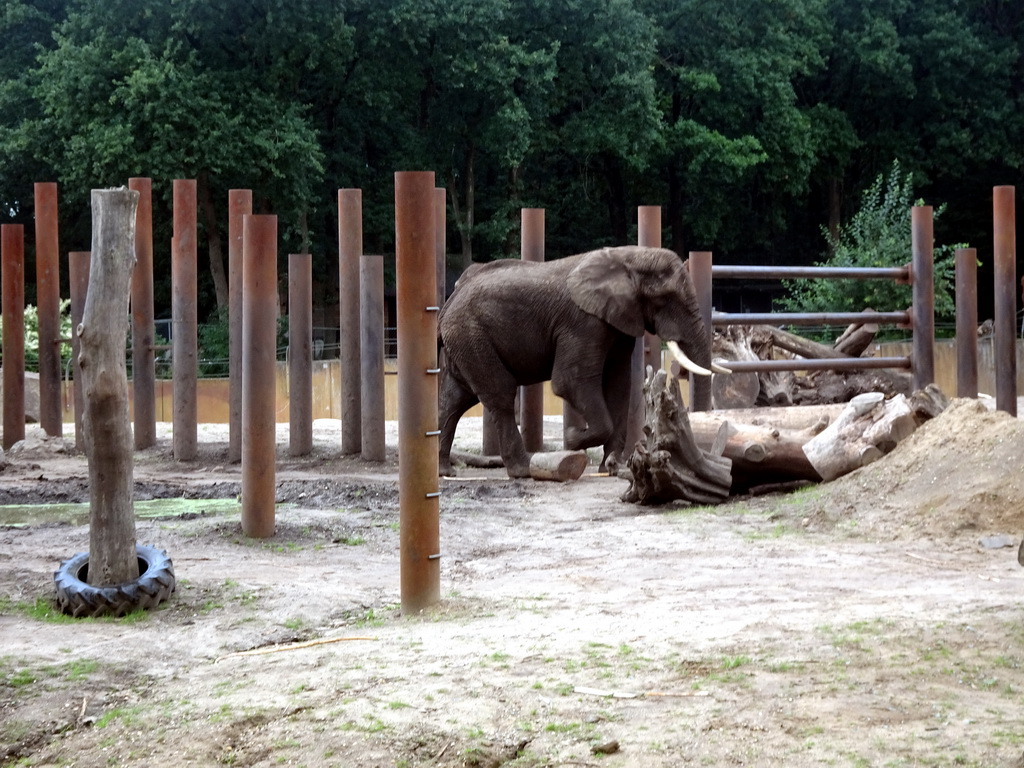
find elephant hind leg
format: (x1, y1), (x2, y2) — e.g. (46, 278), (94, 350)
(438, 371), (479, 477)
(477, 394), (531, 479)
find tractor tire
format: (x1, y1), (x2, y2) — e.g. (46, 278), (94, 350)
(54, 544), (176, 618)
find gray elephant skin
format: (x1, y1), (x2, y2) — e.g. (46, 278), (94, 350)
(437, 245), (711, 479)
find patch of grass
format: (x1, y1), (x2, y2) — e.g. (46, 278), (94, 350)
(95, 706), (141, 729)
(337, 535), (366, 546)
(282, 617), (306, 631)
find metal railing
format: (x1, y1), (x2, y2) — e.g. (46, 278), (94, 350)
(686, 207), (939, 410)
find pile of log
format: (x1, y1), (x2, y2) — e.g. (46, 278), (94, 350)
(623, 316), (951, 504)
(706, 315), (913, 409)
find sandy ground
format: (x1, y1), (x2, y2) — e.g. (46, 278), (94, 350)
(1, 403), (1024, 768)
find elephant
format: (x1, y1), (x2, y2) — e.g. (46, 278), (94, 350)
(437, 245), (715, 479)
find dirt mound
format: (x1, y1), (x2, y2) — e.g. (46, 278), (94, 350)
(807, 398), (1024, 540)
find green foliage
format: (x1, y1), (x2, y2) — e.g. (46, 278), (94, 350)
(778, 161), (961, 339)
(0, 300), (72, 372)
(0, 0), (1022, 326)
(196, 310), (286, 378)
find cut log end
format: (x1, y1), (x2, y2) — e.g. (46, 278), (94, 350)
(529, 450), (589, 482)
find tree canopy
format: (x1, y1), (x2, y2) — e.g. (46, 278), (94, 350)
(1, 0), (1021, 323)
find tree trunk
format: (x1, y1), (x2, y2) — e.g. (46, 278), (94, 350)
(80, 188), (139, 587)
(198, 171), (228, 312)
(447, 143), (475, 272)
(623, 370), (733, 505)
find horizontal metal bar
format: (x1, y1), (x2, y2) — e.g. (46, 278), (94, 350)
(425, 491), (442, 499)
(425, 368), (441, 374)
(717, 356), (911, 373)
(712, 311), (909, 326)
(424, 430), (441, 436)
(711, 265), (909, 281)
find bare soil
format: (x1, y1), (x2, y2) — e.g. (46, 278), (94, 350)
(1, 401), (1023, 768)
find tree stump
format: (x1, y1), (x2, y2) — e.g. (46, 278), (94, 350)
(623, 370), (732, 505)
(80, 188), (140, 587)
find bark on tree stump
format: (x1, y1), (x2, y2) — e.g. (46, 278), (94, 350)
(623, 370), (732, 505)
(80, 188), (140, 587)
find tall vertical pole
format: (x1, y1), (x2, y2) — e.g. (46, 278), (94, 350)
(520, 208), (545, 453)
(993, 186), (1017, 415)
(228, 189), (252, 463)
(395, 171), (440, 615)
(242, 215), (278, 538)
(34, 183), (62, 437)
(638, 206), (663, 372)
(689, 251), (713, 411)
(2, 225), (25, 449)
(289, 254), (313, 456)
(69, 252), (90, 451)
(339, 189), (362, 454)
(172, 179), (198, 460)
(129, 177), (156, 449)
(911, 206), (936, 392)
(955, 247), (978, 398)
(361, 254), (386, 462)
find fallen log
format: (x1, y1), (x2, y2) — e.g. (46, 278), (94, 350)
(623, 370), (732, 505)
(801, 385), (949, 481)
(529, 450), (588, 482)
(802, 392), (914, 481)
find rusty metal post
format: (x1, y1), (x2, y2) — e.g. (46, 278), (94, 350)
(361, 254), (386, 462)
(638, 206), (662, 372)
(242, 215), (278, 538)
(289, 254), (313, 456)
(2, 225), (25, 449)
(689, 251), (713, 411)
(339, 189), (362, 454)
(129, 177), (156, 449)
(395, 171), (440, 615)
(993, 186), (1017, 415)
(228, 189), (252, 463)
(172, 179), (198, 460)
(955, 247), (978, 398)
(520, 208), (545, 452)
(34, 183), (62, 437)
(911, 206), (936, 391)
(69, 251), (90, 451)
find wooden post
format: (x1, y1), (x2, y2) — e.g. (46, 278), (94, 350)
(34, 183), (63, 438)
(129, 178), (156, 449)
(288, 254), (313, 456)
(172, 179), (198, 460)
(339, 189), (362, 454)
(519, 208), (545, 452)
(395, 171), (440, 615)
(1, 225), (25, 450)
(81, 188), (140, 587)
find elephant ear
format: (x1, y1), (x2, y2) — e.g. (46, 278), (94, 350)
(566, 249), (645, 336)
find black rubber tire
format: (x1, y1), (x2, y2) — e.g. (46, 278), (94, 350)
(53, 544), (176, 618)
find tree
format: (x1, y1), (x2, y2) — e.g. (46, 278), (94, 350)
(20, 0), (335, 315)
(779, 161), (959, 338)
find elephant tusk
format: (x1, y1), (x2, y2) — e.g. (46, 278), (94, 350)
(667, 340), (714, 377)
(711, 361), (733, 375)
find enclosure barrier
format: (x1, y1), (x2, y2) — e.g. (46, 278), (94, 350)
(689, 205), (942, 411)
